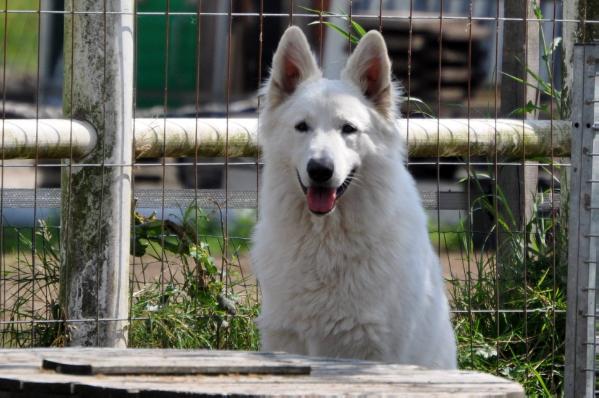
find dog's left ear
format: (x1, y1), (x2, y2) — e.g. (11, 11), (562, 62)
(341, 31), (395, 118)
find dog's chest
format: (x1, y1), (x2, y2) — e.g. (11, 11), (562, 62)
(292, 218), (384, 279)
(263, 225), (397, 333)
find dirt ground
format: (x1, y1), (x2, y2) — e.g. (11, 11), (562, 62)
(129, 249), (487, 294)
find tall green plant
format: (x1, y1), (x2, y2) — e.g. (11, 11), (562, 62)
(504, 1), (568, 119)
(450, 176), (567, 396)
(0, 221), (66, 347)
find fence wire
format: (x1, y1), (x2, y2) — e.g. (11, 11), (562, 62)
(0, 0), (591, 396)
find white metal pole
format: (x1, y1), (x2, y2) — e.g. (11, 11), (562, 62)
(0, 118), (572, 159)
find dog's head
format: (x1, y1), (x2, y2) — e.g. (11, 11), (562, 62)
(261, 26), (400, 216)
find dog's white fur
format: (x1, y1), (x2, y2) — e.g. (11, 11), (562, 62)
(251, 26), (457, 369)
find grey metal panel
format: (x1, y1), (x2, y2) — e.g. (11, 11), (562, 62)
(0, 188), (562, 212)
(565, 43), (599, 398)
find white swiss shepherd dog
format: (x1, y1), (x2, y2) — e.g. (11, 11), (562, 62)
(251, 26), (457, 369)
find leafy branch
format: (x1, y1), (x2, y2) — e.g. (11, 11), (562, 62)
(504, 1), (567, 119)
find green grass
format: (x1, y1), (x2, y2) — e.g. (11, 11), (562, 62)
(129, 277), (260, 350)
(0, 217), (60, 254)
(1, 206), (260, 350)
(128, 205), (260, 350)
(0, 220), (64, 347)
(448, 186), (567, 396)
(429, 221), (465, 252)
(0, 0), (40, 77)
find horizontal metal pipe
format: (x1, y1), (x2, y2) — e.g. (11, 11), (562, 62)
(134, 118), (259, 158)
(402, 119), (571, 158)
(0, 118), (571, 159)
(0, 119), (96, 159)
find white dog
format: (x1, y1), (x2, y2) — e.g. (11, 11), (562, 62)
(251, 26), (457, 369)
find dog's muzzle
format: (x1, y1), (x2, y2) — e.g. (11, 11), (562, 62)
(297, 169), (356, 215)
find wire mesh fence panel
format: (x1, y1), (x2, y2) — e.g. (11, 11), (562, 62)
(0, 0), (594, 396)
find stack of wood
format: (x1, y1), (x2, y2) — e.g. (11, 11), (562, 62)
(359, 14), (490, 107)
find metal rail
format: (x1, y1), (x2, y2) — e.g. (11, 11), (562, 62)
(0, 118), (571, 160)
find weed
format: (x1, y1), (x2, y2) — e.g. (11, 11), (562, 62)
(449, 178), (567, 396)
(0, 205), (260, 350)
(504, 1), (568, 120)
(128, 204), (260, 350)
(0, 220), (66, 347)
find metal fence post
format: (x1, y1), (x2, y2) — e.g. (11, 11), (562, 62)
(565, 43), (599, 398)
(60, 0), (134, 347)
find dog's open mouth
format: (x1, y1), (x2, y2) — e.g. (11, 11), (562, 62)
(297, 169), (356, 215)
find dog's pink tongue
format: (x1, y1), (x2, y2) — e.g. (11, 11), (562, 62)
(307, 187), (337, 213)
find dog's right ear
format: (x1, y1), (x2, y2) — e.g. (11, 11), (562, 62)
(267, 26), (320, 107)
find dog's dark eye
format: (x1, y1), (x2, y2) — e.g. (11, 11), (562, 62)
(295, 121), (309, 132)
(341, 123), (358, 134)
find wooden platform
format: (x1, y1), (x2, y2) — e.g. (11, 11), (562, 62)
(0, 348), (524, 397)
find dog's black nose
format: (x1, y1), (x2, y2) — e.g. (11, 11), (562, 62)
(307, 157), (334, 183)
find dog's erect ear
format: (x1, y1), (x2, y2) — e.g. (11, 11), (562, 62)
(341, 31), (395, 118)
(267, 26), (320, 107)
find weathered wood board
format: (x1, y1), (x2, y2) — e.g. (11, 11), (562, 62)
(0, 348), (524, 397)
(41, 354), (311, 376)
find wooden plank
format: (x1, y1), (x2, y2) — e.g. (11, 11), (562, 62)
(42, 356), (311, 376)
(497, 0), (541, 300)
(0, 348), (524, 397)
